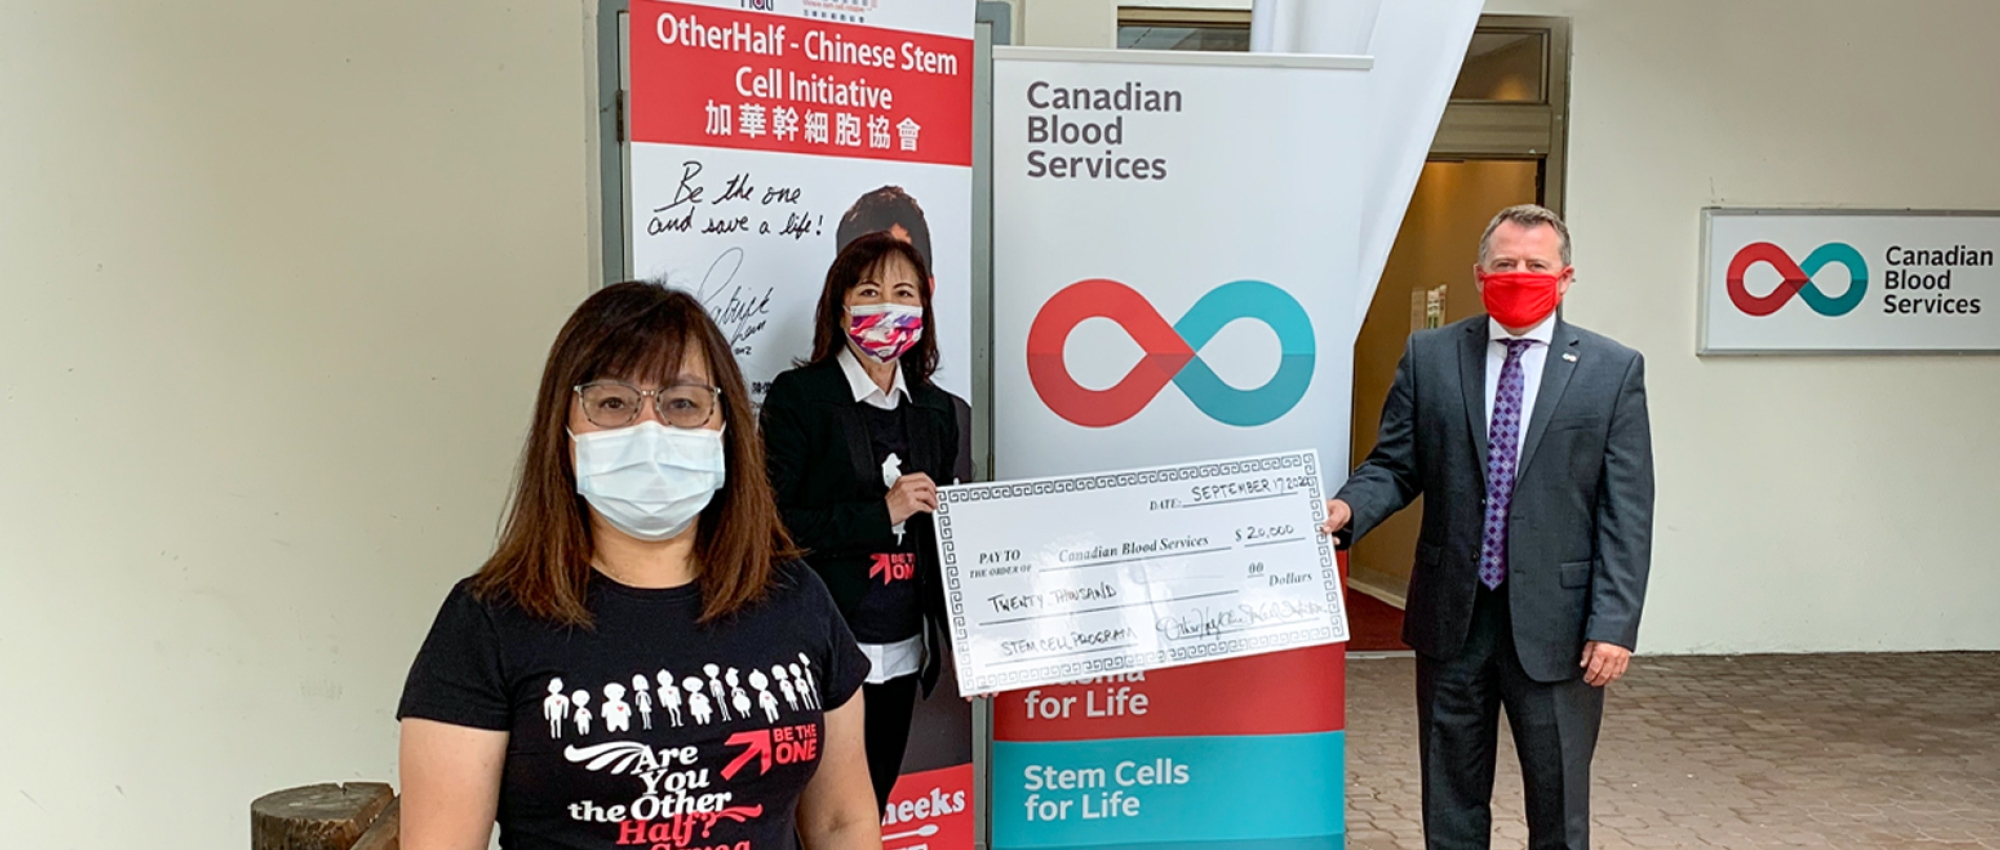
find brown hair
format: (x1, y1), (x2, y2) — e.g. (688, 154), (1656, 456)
(1479, 203), (1572, 266)
(471, 282), (796, 625)
(808, 231), (940, 384)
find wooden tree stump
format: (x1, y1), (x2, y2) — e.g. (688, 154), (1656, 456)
(350, 797), (401, 850)
(251, 783), (395, 850)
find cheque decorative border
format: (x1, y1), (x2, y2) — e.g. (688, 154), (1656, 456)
(940, 452), (1314, 506)
(934, 450), (1347, 694)
(960, 627), (1342, 693)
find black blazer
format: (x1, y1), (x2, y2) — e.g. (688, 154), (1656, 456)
(1336, 316), (1654, 682)
(759, 357), (961, 693)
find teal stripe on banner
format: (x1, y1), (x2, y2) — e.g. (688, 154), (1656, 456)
(992, 732), (1344, 848)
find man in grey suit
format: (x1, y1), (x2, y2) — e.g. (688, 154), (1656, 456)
(1323, 205), (1653, 850)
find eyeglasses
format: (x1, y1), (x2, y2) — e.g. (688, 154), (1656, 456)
(573, 380), (722, 429)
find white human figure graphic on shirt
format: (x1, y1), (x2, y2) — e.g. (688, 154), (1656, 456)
(704, 664), (732, 721)
(683, 677), (714, 725)
(797, 653), (821, 708)
(544, 678), (571, 739)
(773, 665), (800, 710)
(572, 690), (594, 736)
(658, 670), (684, 727)
(749, 670), (782, 722)
(602, 682), (633, 733)
(726, 668), (753, 720)
(632, 674), (655, 730)
(790, 663), (818, 709)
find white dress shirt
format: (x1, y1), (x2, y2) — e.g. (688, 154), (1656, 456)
(835, 346), (925, 683)
(1483, 313), (1558, 472)
(837, 345), (909, 410)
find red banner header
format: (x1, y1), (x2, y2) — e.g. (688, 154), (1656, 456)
(630, 0), (973, 167)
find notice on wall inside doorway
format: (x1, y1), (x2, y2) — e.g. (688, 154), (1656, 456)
(1410, 284), (1446, 332)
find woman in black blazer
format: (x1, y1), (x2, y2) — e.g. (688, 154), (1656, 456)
(760, 232), (961, 810)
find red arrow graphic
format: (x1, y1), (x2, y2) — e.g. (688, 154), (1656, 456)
(723, 729), (774, 779)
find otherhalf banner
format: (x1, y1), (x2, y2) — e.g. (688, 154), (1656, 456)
(627, 3), (978, 847)
(989, 47), (1366, 850)
(629, 0), (975, 399)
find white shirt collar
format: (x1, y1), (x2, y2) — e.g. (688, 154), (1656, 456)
(837, 346), (908, 410)
(1488, 312), (1559, 345)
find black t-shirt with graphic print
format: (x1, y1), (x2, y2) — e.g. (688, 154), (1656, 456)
(853, 402), (921, 644)
(397, 561), (869, 850)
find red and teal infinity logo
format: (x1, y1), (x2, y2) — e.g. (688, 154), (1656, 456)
(1026, 278), (1315, 428)
(1727, 242), (1868, 316)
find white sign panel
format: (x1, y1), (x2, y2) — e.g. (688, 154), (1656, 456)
(1701, 209), (2000, 354)
(627, 0), (975, 399)
(935, 450), (1348, 696)
(991, 48), (1369, 479)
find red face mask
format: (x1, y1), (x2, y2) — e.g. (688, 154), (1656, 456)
(1477, 268), (1570, 329)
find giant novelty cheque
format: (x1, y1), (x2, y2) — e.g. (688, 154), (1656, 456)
(937, 450), (1349, 695)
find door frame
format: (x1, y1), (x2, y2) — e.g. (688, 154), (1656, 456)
(1430, 15), (1572, 216)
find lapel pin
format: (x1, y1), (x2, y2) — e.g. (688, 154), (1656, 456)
(1562, 352), (1579, 363)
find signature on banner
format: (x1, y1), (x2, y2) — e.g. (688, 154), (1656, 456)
(646, 159), (826, 363)
(685, 248), (774, 358)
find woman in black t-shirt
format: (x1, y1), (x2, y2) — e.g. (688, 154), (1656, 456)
(397, 283), (878, 850)
(759, 233), (961, 810)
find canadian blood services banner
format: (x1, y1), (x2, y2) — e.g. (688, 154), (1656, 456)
(990, 48), (1367, 481)
(627, 2), (976, 846)
(988, 47), (1372, 850)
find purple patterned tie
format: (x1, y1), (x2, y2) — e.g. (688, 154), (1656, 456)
(1480, 339), (1534, 590)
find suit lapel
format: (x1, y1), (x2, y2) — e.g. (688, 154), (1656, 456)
(829, 399), (879, 491)
(1516, 322), (1582, 478)
(903, 391), (943, 480)
(1458, 322), (1490, 473)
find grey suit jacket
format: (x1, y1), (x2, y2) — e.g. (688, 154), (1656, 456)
(1337, 315), (1654, 682)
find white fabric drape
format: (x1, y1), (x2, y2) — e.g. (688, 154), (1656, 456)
(1251, 0), (1484, 332)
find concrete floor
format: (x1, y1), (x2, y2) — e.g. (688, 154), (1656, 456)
(1344, 653), (2000, 849)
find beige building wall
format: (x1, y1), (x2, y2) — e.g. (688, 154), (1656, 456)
(1010, 0), (2000, 654)
(1489, 0), (2000, 654)
(0, 1), (599, 847)
(1016, 0), (1119, 48)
